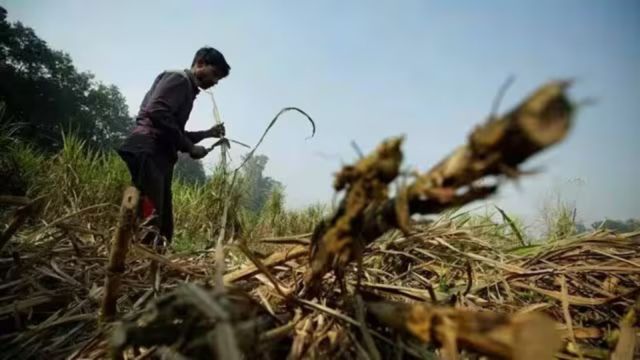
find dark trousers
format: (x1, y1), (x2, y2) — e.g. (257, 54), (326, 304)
(118, 150), (174, 244)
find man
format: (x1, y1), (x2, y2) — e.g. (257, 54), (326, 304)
(118, 47), (230, 247)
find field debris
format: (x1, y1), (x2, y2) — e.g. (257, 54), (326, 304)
(305, 80), (574, 290)
(1, 219), (638, 359)
(1, 81), (639, 359)
(366, 301), (561, 360)
(100, 187), (139, 322)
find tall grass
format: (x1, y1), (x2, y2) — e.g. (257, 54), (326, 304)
(450, 208), (529, 248)
(35, 135), (130, 223)
(220, 184), (327, 245)
(7, 132), (587, 255)
(6, 133), (632, 265)
(0, 103), (42, 197)
(171, 165), (249, 252)
(540, 193), (578, 242)
(3, 133), (329, 253)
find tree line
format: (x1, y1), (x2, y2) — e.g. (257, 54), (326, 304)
(0, 6), (131, 152)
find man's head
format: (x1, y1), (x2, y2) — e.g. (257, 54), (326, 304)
(191, 47), (230, 89)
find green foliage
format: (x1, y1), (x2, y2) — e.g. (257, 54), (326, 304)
(258, 187), (326, 237)
(30, 134), (130, 224)
(0, 141), (44, 195)
(452, 209), (529, 249)
(494, 206), (527, 246)
(590, 218), (640, 233)
(237, 208), (262, 241)
(241, 154), (283, 213)
(174, 153), (207, 186)
(284, 203), (327, 235)
(0, 102), (43, 195)
(263, 184), (285, 224)
(0, 10), (132, 152)
(574, 222), (588, 233)
(172, 164), (247, 250)
(541, 194), (578, 242)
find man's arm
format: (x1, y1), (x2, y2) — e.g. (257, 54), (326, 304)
(185, 123), (225, 144)
(144, 72), (194, 153)
(185, 130), (209, 144)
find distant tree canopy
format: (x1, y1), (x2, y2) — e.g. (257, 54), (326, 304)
(0, 7), (132, 152)
(573, 218), (640, 234)
(591, 218), (640, 233)
(241, 154), (283, 213)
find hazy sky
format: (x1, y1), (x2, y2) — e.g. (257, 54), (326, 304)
(3, 1), (639, 226)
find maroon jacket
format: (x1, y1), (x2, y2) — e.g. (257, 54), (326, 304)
(119, 69), (210, 163)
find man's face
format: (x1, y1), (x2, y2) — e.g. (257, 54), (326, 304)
(193, 60), (223, 89)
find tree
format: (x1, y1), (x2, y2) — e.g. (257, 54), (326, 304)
(591, 218), (640, 233)
(174, 153), (207, 186)
(0, 9), (132, 152)
(241, 154), (283, 213)
(574, 222), (587, 233)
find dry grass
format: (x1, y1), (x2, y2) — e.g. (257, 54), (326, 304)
(1, 204), (638, 359)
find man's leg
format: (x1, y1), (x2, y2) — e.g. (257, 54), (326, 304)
(160, 166), (174, 244)
(147, 159), (174, 290)
(118, 150), (172, 247)
(118, 151), (168, 288)
(136, 155), (167, 246)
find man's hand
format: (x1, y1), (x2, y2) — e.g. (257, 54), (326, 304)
(209, 123), (226, 138)
(189, 145), (208, 159)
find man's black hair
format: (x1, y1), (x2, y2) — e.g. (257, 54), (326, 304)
(192, 47), (230, 77)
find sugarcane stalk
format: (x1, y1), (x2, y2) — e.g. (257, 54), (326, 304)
(204, 91), (232, 251)
(101, 186), (139, 322)
(305, 81), (575, 288)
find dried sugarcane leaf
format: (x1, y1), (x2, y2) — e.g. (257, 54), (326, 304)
(367, 301), (561, 360)
(223, 245), (307, 284)
(611, 303), (638, 360)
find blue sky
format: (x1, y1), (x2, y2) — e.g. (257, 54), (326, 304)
(3, 0), (639, 226)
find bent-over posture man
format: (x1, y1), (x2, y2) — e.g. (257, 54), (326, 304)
(118, 47), (230, 247)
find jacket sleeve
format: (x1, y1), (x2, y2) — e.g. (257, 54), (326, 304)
(185, 129), (213, 144)
(145, 72), (194, 153)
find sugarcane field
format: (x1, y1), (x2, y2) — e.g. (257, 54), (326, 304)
(1, 2), (639, 360)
